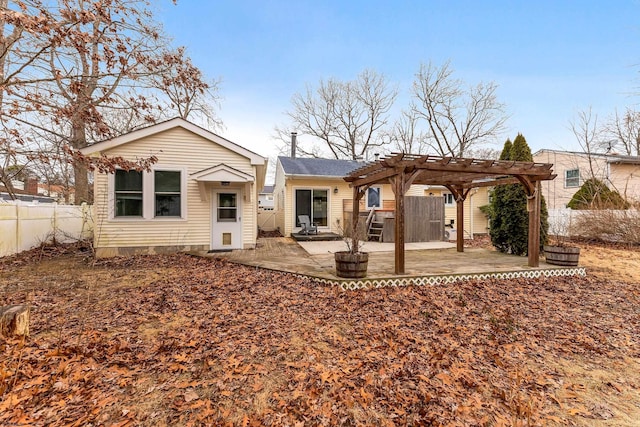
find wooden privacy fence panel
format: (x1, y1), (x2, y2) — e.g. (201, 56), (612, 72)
(0, 202), (93, 257)
(382, 196), (444, 242)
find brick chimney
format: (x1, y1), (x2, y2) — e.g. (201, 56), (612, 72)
(25, 177), (39, 195)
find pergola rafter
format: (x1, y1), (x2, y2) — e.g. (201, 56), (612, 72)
(344, 153), (557, 275)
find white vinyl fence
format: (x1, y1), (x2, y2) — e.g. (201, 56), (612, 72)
(0, 201), (93, 257)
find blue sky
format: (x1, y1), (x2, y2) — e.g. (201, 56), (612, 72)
(158, 1), (639, 162)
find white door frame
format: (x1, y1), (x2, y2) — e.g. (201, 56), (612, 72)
(211, 188), (243, 250)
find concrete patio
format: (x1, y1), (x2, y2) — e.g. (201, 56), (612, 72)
(199, 237), (586, 289)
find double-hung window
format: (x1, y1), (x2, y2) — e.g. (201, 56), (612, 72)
(443, 193), (455, 206)
(154, 171), (181, 217)
(115, 170), (143, 217)
(565, 169), (580, 188)
(366, 186), (381, 209)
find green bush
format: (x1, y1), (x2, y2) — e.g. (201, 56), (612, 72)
(567, 178), (630, 209)
(489, 134), (549, 255)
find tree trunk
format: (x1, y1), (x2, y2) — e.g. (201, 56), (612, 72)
(71, 116), (90, 204)
(1, 305), (30, 337)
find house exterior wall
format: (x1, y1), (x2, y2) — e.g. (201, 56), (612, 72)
(608, 162), (640, 202)
(93, 127), (259, 256)
(424, 186), (490, 236)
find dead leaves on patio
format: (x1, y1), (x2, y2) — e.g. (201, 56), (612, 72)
(1, 253), (639, 426)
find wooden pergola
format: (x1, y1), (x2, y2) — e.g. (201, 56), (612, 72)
(344, 153), (556, 274)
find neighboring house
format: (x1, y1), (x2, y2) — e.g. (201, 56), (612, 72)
(80, 118), (267, 257)
(273, 156), (492, 238)
(533, 149), (640, 209)
(1, 178), (56, 203)
(258, 185), (275, 209)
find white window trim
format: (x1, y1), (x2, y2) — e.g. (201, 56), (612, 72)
(365, 186), (382, 210)
(292, 186), (331, 231)
(108, 166), (187, 221)
(565, 169), (580, 188)
(443, 192), (455, 206)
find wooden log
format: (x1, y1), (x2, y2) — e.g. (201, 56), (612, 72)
(1, 304), (30, 337)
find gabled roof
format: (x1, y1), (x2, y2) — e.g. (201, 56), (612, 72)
(190, 164), (254, 183)
(278, 156), (366, 178)
(80, 118), (266, 165)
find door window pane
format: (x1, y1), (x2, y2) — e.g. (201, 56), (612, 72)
(218, 193), (237, 222)
(115, 170), (143, 217)
(295, 189), (311, 227)
(312, 190), (328, 226)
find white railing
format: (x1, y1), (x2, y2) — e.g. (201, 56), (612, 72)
(0, 201), (94, 257)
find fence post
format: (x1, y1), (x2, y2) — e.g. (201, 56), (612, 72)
(14, 201), (20, 255)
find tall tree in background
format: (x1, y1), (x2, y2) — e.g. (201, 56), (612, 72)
(489, 134), (548, 255)
(281, 69), (397, 160)
(605, 107), (640, 156)
(412, 60), (507, 157)
(386, 109), (429, 155)
(0, 0), (219, 203)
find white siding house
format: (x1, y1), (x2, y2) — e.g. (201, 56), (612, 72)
(81, 118), (266, 257)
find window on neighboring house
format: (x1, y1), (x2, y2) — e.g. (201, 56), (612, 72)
(565, 169), (580, 188)
(443, 193), (455, 206)
(115, 170), (143, 217)
(366, 186), (381, 209)
(154, 170), (181, 217)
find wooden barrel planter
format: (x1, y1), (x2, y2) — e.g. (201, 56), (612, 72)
(544, 245), (580, 266)
(335, 251), (369, 278)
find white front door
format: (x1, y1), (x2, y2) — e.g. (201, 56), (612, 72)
(211, 189), (242, 250)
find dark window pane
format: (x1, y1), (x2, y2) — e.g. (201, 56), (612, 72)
(312, 190), (328, 226)
(295, 189), (311, 226)
(218, 207), (237, 221)
(219, 193), (236, 208)
(367, 187), (380, 208)
(115, 170), (142, 191)
(155, 171), (180, 192)
(116, 194), (143, 216)
(155, 194), (181, 217)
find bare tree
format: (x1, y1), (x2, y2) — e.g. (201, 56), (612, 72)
(148, 47), (222, 131)
(385, 109), (429, 155)
(412, 60), (507, 157)
(283, 69), (397, 160)
(0, 0), (216, 204)
(605, 107), (640, 155)
(570, 107), (605, 180)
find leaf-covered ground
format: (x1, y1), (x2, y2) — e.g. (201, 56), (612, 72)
(1, 244), (639, 426)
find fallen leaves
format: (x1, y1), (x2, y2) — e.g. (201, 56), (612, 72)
(0, 251), (639, 426)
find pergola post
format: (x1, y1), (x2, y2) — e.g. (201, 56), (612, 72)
(352, 186), (361, 237)
(394, 171), (405, 275)
(456, 197), (464, 253)
(527, 181), (541, 267)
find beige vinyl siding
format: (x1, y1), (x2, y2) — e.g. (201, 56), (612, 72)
(93, 127), (258, 251)
(608, 163), (640, 202)
(282, 178), (351, 236)
(424, 187), (489, 236)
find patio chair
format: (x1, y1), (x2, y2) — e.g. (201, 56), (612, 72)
(298, 215), (318, 235)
